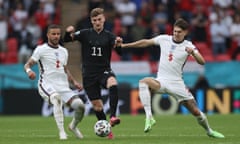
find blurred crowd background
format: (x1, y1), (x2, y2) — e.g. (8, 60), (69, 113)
(1, 0), (240, 115)
(1, 0), (240, 64)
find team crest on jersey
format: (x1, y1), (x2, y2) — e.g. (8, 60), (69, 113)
(54, 52), (59, 57)
(171, 45), (176, 51)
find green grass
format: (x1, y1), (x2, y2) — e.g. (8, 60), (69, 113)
(0, 114), (239, 144)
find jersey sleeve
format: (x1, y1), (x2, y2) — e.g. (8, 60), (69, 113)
(110, 33), (116, 48)
(63, 31), (73, 42)
(152, 35), (166, 45)
(64, 29), (85, 42)
(63, 48), (68, 66)
(31, 46), (41, 62)
(73, 30), (81, 40)
(73, 29), (89, 42)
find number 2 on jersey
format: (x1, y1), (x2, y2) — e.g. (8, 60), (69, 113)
(56, 60), (60, 68)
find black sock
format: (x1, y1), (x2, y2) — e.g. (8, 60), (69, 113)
(109, 85), (118, 118)
(94, 110), (106, 120)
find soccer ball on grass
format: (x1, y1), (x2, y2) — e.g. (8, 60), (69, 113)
(94, 120), (111, 137)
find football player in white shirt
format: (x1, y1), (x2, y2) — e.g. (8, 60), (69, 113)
(118, 18), (224, 138)
(24, 24), (85, 140)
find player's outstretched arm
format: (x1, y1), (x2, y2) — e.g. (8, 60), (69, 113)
(24, 58), (36, 80)
(121, 39), (155, 49)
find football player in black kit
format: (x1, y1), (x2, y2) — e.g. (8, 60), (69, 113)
(63, 8), (122, 139)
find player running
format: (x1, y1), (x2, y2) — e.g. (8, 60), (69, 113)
(63, 8), (121, 139)
(24, 24), (85, 140)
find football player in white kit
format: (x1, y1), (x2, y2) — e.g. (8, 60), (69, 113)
(119, 18), (224, 138)
(24, 24), (85, 140)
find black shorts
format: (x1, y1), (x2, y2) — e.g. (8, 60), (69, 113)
(83, 70), (116, 101)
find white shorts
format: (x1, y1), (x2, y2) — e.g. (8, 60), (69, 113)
(155, 78), (194, 102)
(38, 81), (77, 104)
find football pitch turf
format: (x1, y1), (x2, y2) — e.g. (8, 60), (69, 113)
(0, 114), (239, 144)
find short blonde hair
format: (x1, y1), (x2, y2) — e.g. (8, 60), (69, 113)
(90, 8), (104, 18)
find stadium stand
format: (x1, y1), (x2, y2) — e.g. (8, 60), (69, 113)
(4, 38), (18, 64)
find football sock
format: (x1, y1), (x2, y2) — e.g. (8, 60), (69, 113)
(50, 93), (65, 133)
(196, 111), (212, 133)
(70, 98), (85, 128)
(139, 82), (153, 119)
(95, 110), (106, 120)
(109, 85), (118, 117)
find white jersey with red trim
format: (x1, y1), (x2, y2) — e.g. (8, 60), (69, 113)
(153, 35), (197, 81)
(31, 43), (70, 91)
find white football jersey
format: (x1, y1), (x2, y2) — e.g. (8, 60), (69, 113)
(153, 35), (197, 80)
(31, 43), (70, 91)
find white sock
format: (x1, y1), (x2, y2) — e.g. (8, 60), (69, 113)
(196, 111), (212, 133)
(50, 93), (65, 133)
(139, 82), (152, 119)
(70, 98), (85, 128)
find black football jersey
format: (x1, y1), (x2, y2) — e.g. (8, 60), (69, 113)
(64, 28), (116, 76)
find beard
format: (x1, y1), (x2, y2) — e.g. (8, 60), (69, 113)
(50, 39), (59, 46)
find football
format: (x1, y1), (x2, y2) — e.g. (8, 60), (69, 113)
(94, 120), (111, 137)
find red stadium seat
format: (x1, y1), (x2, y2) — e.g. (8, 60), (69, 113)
(236, 54), (240, 61)
(204, 54), (214, 62)
(7, 38), (18, 52)
(195, 42), (212, 55)
(111, 51), (120, 61)
(149, 61), (158, 73)
(0, 52), (6, 63)
(165, 23), (173, 35)
(228, 40), (238, 57)
(4, 38), (18, 64)
(214, 54), (231, 62)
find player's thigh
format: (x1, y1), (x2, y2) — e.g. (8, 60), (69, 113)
(84, 83), (102, 101)
(140, 77), (160, 90)
(100, 70), (117, 88)
(59, 90), (78, 104)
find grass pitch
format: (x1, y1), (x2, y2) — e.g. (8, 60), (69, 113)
(0, 114), (239, 144)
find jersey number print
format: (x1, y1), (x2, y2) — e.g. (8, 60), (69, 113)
(168, 53), (173, 61)
(55, 52), (60, 68)
(168, 45), (176, 61)
(91, 47), (102, 56)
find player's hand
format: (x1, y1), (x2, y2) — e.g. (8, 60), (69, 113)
(73, 81), (83, 91)
(66, 26), (75, 33)
(28, 71), (36, 80)
(115, 36), (123, 46)
(185, 47), (194, 55)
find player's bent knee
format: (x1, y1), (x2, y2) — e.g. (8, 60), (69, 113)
(91, 100), (103, 111)
(50, 93), (61, 105)
(71, 98), (85, 111)
(92, 104), (103, 112)
(93, 106), (103, 112)
(107, 77), (118, 88)
(139, 82), (148, 89)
